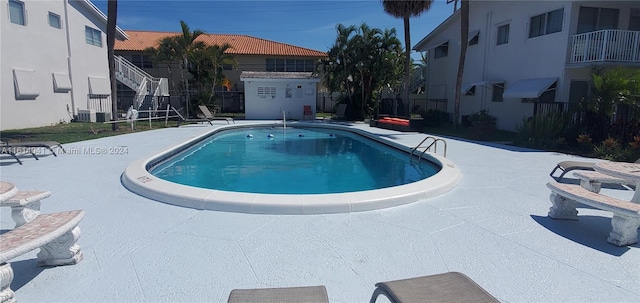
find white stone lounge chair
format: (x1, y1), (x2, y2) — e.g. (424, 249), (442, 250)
(369, 272), (499, 303)
(550, 160), (596, 181)
(227, 285), (329, 303)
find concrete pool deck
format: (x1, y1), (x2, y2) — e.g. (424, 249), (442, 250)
(1, 121), (638, 302)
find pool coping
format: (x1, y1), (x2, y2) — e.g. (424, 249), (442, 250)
(121, 122), (462, 214)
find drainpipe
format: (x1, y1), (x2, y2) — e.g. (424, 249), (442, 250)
(481, 11), (492, 111)
(63, 0), (76, 117)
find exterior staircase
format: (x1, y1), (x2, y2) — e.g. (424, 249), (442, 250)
(114, 55), (169, 116)
(409, 66), (427, 94)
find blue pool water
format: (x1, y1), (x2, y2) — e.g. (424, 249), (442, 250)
(150, 127), (440, 194)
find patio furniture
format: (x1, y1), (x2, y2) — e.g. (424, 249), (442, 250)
(369, 272), (499, 303)
(1, 140), (41, 164)
(227, 285), (329, 303)
(547, 181), (640, 246)
(1, 190), (51, 228)
(0, 210), (85, 303)
(549, 160), (596, 181)
(573, 170), (635, 193)
(594, 161), (640, 204)
(198, 105), (235, 124)
(1, 140), (65, 157)
(303, 105), (313, 120)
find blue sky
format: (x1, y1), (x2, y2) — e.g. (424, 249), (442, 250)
(93, 0), (454, 58)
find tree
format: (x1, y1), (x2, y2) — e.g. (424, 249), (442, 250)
(147, 21), (205, 118)
(188, 43), (236, 110)
(382, 0), (434, 116)
(106, 0), (118, 131)
(319, 23), (404, 119)
(453, 0), (469, 127)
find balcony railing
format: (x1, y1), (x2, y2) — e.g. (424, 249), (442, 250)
(569, 29), (640, 64)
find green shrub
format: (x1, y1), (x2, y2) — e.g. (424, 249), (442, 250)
(420, 109), (447, 127)
(467, 110), (497, 140)
(514, 111), (568, 149)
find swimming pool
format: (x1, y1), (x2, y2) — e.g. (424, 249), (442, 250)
(122, 122), (461, 214)
(150, 127), (440, 194)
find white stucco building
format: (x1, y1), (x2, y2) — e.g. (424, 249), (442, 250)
(1, 0), (126, 130)
(414, 0), (640, 131)
(241, 71), (320, 120)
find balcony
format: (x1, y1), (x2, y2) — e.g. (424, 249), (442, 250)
(569, 29), (640, 64)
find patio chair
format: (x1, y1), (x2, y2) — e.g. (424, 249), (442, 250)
(1, 140), (65, 157)
(198, 105), (234, 124)
(550, 160), (596, 181)
(550, 158), (640, 181)
(227, 285), (329, 303)
(369, 272), (499, 303)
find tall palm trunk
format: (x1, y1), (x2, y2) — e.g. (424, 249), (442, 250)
(454, 0), (469, 127)
(107, 0), (118, 130)
(402, 16), (411, 117)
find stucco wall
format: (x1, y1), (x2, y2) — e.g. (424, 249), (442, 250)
(243, 79), (318, 120)
(1, 0), (111, 130)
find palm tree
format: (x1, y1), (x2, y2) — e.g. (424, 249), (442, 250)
(154, 21), (206, 118)
(106, 0), (118, 130)
(382, 0), (433, 116)
(454, 0), (469, 127)
(204, 43), (236, 104)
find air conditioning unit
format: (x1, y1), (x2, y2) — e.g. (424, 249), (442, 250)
(96, 112), (111, 122)
(77, 109), (96, 122)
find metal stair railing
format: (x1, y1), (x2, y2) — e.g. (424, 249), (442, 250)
(114, 56), (169, 115)
(410, 136), (447, 162)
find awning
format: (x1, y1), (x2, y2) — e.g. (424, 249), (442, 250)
(88, 76), (111, 95)
(502, 77), (557, 99)
(53, 73), (72, 92)
(468, 30), (480, 42)
(13, 69), (39, 99)
(461, 81), (487, 94)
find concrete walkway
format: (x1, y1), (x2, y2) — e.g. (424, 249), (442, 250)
(1, 121), (638, 302)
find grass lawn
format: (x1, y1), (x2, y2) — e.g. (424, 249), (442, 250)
(1, 119), (517, 145)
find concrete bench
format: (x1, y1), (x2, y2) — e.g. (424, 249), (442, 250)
(573, 171), (636, 193)
(0, 210), (84, 303)
(546, 182), (640, 246)
(0, 190), (51, 228)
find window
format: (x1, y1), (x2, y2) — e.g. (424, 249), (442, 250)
(577, 7), (619, 33)
(497, 24), (509, 45)
(85, 26), (102, 47)
(434, 42), (448, 59)
(48, 12), (61, 29)
(131, 55), (152, 68)
(492, 83), (504, 102)
(9, 0), (25, 25)
(266, 58), (315, 72)
(629, 8), (640, 31)
(529, 8), (563, 38)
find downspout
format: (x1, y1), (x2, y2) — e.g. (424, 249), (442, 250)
(63, 0), (76, 117)
(481, 11), (492, 111)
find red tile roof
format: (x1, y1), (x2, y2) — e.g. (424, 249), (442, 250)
(116, 30), (327, 57)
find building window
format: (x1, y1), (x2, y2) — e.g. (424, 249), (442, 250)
(629, 8), (640, 31)
(85, 26), (102, 47)
(497, 24), (510, 45)
(529, 8), (563, 38)
(434, 42), (448, 59)
(131, 55), (152, 68)
(266, 58), (315, 72)
(48, 12), (61, 29)
(9, 0), (25, 25)
(492, 83), (504, 102)
(577, 7), (619, 34)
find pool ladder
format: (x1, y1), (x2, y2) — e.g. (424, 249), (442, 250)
(410, 136), (447, 162)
